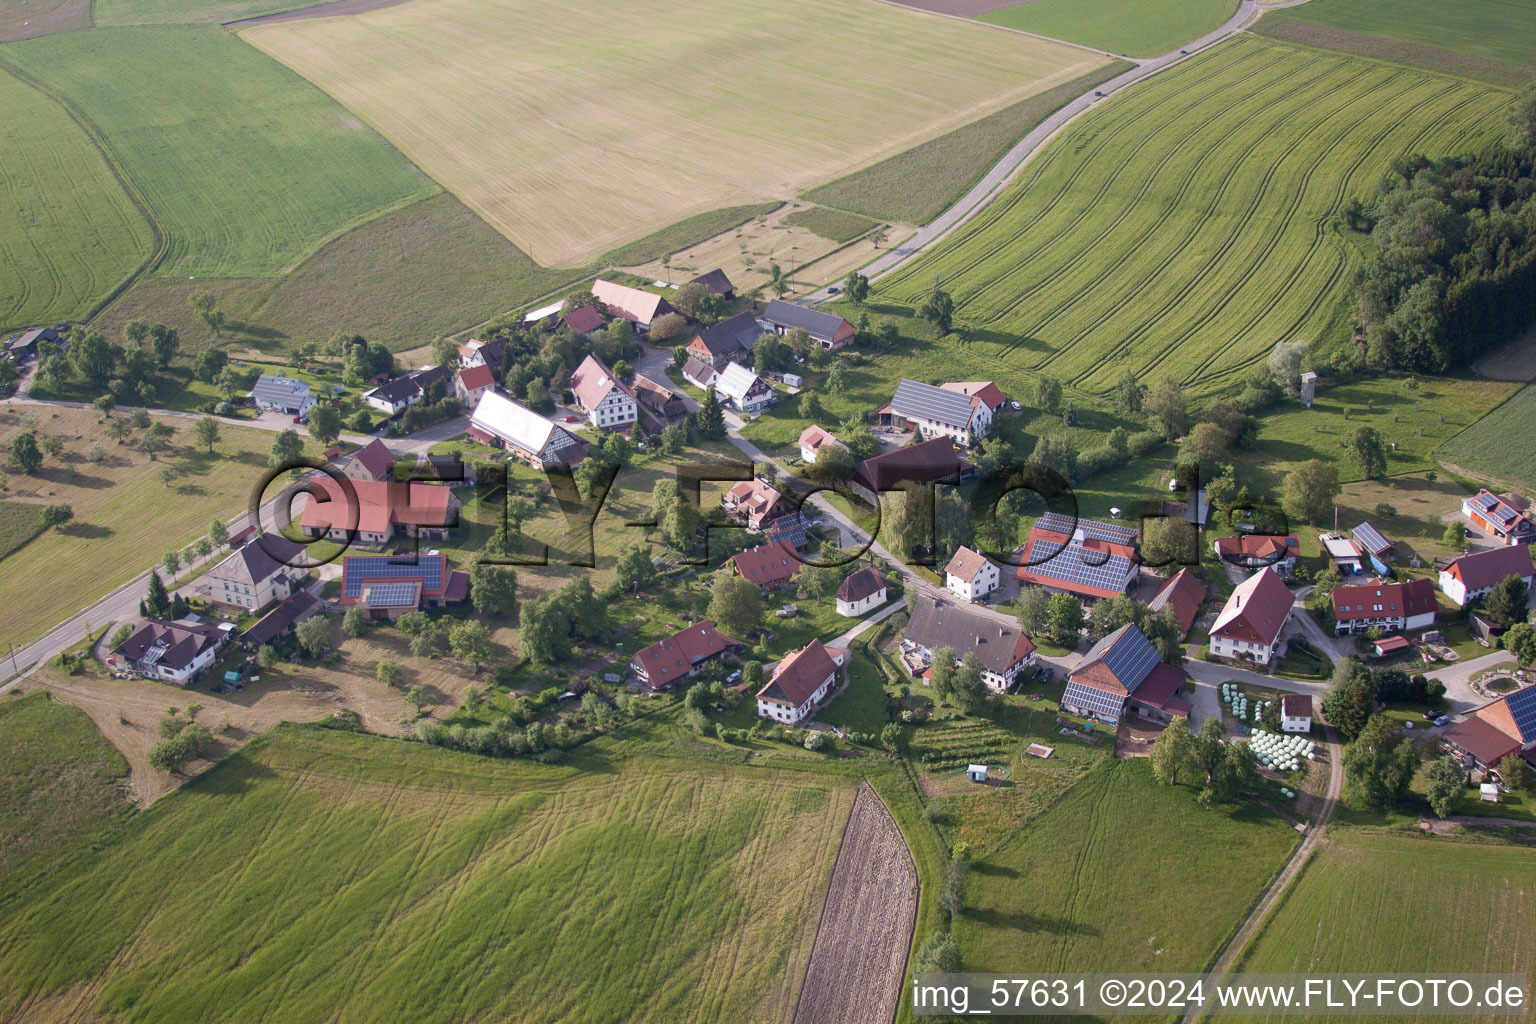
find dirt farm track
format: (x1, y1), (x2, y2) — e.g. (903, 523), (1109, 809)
(793, 782), (919, 1024)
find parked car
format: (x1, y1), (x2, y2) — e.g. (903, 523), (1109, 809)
(564, 414), (580, 423)
(1433, 715), (1450, 726)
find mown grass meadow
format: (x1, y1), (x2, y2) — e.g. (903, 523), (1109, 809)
(979, 0), (1236, 58)
(1266, 0), (1536, 68)
(1438, 381), (1536, 493)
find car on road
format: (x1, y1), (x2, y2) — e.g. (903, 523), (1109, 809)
(564, 414), (581, 423)
(827, 285), (840, 294)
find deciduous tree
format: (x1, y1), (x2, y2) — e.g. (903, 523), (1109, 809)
(1151, 715), (1194, 785)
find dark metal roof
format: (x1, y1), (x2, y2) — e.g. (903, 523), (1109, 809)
(889, 378), (977, 430)
(1076, 623), (1160, 695)
(760, 299), (848, 341)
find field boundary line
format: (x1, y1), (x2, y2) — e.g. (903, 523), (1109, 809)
(868, 0), (1128, 61)
(0, 54), (168, 330)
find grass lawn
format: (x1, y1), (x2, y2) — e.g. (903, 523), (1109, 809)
(819, 650), (890, 734)
(4, 25), (435, 280)
(242, 0), (1101, 266)
(1265, 0), (1536, 69)
(0, 724), (858, 1024)
(1438, 380), (1536, 494)
(0, 499), (47, 560)
(1234, 829), (1536, 988)
(980, 0), (1237, 58)
(0, 690), (131, 900)
(803, 62), (1129, 227)
(1334, 471), (1478, 564)
(780, 207), (878, 244)
(0, 62), (152, 331)
(957, 758), (1299, 974)
(872, 37), (1510, 398)
(0, 405), (316, 646)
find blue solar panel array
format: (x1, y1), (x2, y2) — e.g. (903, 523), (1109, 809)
(1351, 522), (1391, 555)
(1035, 512), (1137, 546)
(1062, 680), (1126, 720)
(1025, 538), (1134, 594)
(1473, 492), (1519, 527)
(1100, 626), (1160, 694)
(343, 555), (445, 597)
(765, 513), (810, 551)
(365, 583), (420, 607)
(1506, 686), (1536, 742)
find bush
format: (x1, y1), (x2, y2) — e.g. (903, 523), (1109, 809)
(648, 313), (688, 341)
(1126, 430), (1164, 457)
(803, 730), (828, 751)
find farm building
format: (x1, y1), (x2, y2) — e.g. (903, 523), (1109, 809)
(712, 362), (773, 414)
(755, 639), (845, 724)
(722, 478), (792, 531)
(298, 477), (460, 546)
(345, 438), (398, 483)
(681, 356), (718, 391)
(201, 532), (307, 612)
(1060, 622), (1189, 725)
(684, 311), (760, 368)
(591, 279), (675, 330)
(944, 546), (1000, 602)
(1461, 490), (1534, 546)
(798, 424), (846, 464)
(1281, 694), (1312, 733)
(878, 378), (992, 446)
(468, 391), (587, 469)
(835, 565), (888, 617)
(631, 373), (685, 422)
(339, 554), (468, 618)
(966, 764), (988, 783)
(364, 375), (424, 417)
(629, 620), (738, 690)
(901, 597), (1036, 691)
(112, 619), (232, 686)
(1015, 513), (1139, 601)
(570, 354), (638, 430)
(763, 511), (814, 551)
(1329, 578), (1437, 636)
(1438, 544), (1535, 607)
(758, 299), (854, 350)
(1212, 534), (1300, 576)
(728, 539), (803, 590)
(419, 453), (472, 488)
(1442, 686), (1536, 771)
(5, 326), (60, 362)
(455, 364), (496, 408)
(1351, 521), (1395, 558)
(560, 305), (606, 336)
(1207, 567), (1293, 665)
(458, 336), (508, 370)
(239, 589), (320, 648)
(1147, 567), (1207, 639)
(250, 374), (315, 416)
(520, 302), (562, 325)
(848, 437), (971, 505)
(1319, 533), (1366, 575)
(939, 380), (1007, 413)
(1372, 635), (1412, 657)
(690, 268), (735, 298)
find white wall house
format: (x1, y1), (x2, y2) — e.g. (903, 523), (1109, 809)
(944, 547), (1000, 602)
(1207, 568), (1293, 666)
(250, 374), (315, 416)
(888, 378), (991, 446)
(570, 355), (638, 430)
(835, 566), (888, 618)
(755, 641), (844, 725)
(364, 376), (423, 416)
(1438, 545), (1536, 607)
(1281, 694), (1312, 734)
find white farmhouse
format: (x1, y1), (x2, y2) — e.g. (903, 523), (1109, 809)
(755, 640), (845, 725)
(945, 546), (1000, 602)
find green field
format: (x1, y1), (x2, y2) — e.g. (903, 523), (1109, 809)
(0, 691), (131, 898)
(0, 499), (46, 561)
(1438, 381), (1536, 492)
(1266, 0), (1536, 68)
(802, 62), (1128, 226)
(1235, 830), (1536, 1000)
(3, 26), (435, 280)
(980, 0), (1236, 58)
(874, 37), (1509, 397)
(0, 65), (151, 332)
(957, 759), (1298, 974)
(0, 725), (857, 1024)
(94, 0), (318, 25)
(781, 207), (879, 244)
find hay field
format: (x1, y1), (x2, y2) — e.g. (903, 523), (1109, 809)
(1267, 0), (1536, 68)
(0, 726), (857, 1024)
(242, 0), (1105, 266)
(0, 66), (151, 331)
(1439, 381), (1536, 493)
(979, 0), (1237, 58)
(877, 37), (1510, 397)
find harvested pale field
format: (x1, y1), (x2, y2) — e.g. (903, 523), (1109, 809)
(793, 782), (918, 1024)
(242, 0), (1104, 266)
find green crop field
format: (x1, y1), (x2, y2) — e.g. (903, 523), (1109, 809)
(875, 37), (1510, 398)
(0, 726), (857, 1024)
(0, 66), (151, 332)
(0, 691), (131, 899)
(958, 759), (1298, 974)
(2, 26), (435, 281)
(781, 207), (878, 244)
(1266, 0), (1536, 69)
(1235, 830), (1536, 997)
(1438, 381), (1536, 492)
(94, 0), (318, 25)
(980, 0), (1236, 58)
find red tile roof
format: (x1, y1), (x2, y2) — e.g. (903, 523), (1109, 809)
(945, 546), (993, 583)
(837, 565), (887, 604)
(631, 620), (737, 689)
(351, 438), (397, 481)
(1373, 636), (1412, 654)
(757, 639), (838, 708)
(798, 424), (842, 453)
(592, 279), (674, 326)
(457, 364), (494, 394)
(561, 305), (605, 334)
(1444, 544), (1535, 593)
(570, 354), (633, 414)
(1331, 578), (1437, 622)
(1281, 694), (1312, 719)
(1210, 568), (1293, 647)
(1444, 714), (1521, 767)
(939, 380), (1006, 410)
(729, 539), (802, 589)
(1129, 662), (1190, 717)
(1214, 534), (1299, 564)
(1147, 568), (1207, 638)
(300, 477), (457, 535)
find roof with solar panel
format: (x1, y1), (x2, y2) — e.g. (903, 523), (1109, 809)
(1015, 513), (1139, 599)
(362, 582), (423, 608)
(342, 555), (447, 598)
(1502, 686), (1536, 742)
(1350, 521), (1393, 556)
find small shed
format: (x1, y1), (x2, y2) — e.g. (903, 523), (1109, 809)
(1481, 782), (1500, 803)
(966, 764), (989, 783)
(1372, 635), (1412, 657)
(1300, 371), (1319, 408)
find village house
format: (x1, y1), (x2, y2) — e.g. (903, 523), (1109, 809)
(1442, 686), (1536, 772)
(938, 380), (1007, 414)
(712, 362), (773, 415)
(1207, 567), (1294, 665)
(848, 437), (972, 506)
(685, 311), (760, 368)
(798, 424), (846, 464)
(250, 374), (315, 417)
(681, 356), (718, 391)
(689, 268), (734, 298)
(758, 299), (854, 350)
(1281, 694), (1313, 733)
(458, 336), (508, 371)
(1015, 513), (1140, 601)
(1461, 489), (1535, 546)
(339, 553), (469, 619)
(728, 539), (803, 590)
(631, 373), (685, 423)
(298, 477), (460, 546)
(570, 354), (638, 430)
(1438, 544), (1536, 607)
(900, 597), (1036, 691)
(945, 546), (1000, 602)
(468, 391), (588, 469)
(202, 532), (307, 612)
(1329, 578), (1438, 636)
(345, 438), (398, 483)
(1212, 534), (1301, 576)
(364, 375), (423, 417)
(835, 565), (888, 617)
(112, 619), (232, 685)
(240, 590), (320, 648)
(755, 639), (845, 724)
(455, 364), (496, 408)
(1147, 567), (1208, 639)
(879, 378), (992, 445)
(629, 620), (738, 690)
(722, 478), (791, 531)
(559, 305), (606, 336)
(1060, 622), (1189, 725)
(592, 279), (675, 331)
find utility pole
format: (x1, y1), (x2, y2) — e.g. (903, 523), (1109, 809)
(7, 641), (17, 677)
